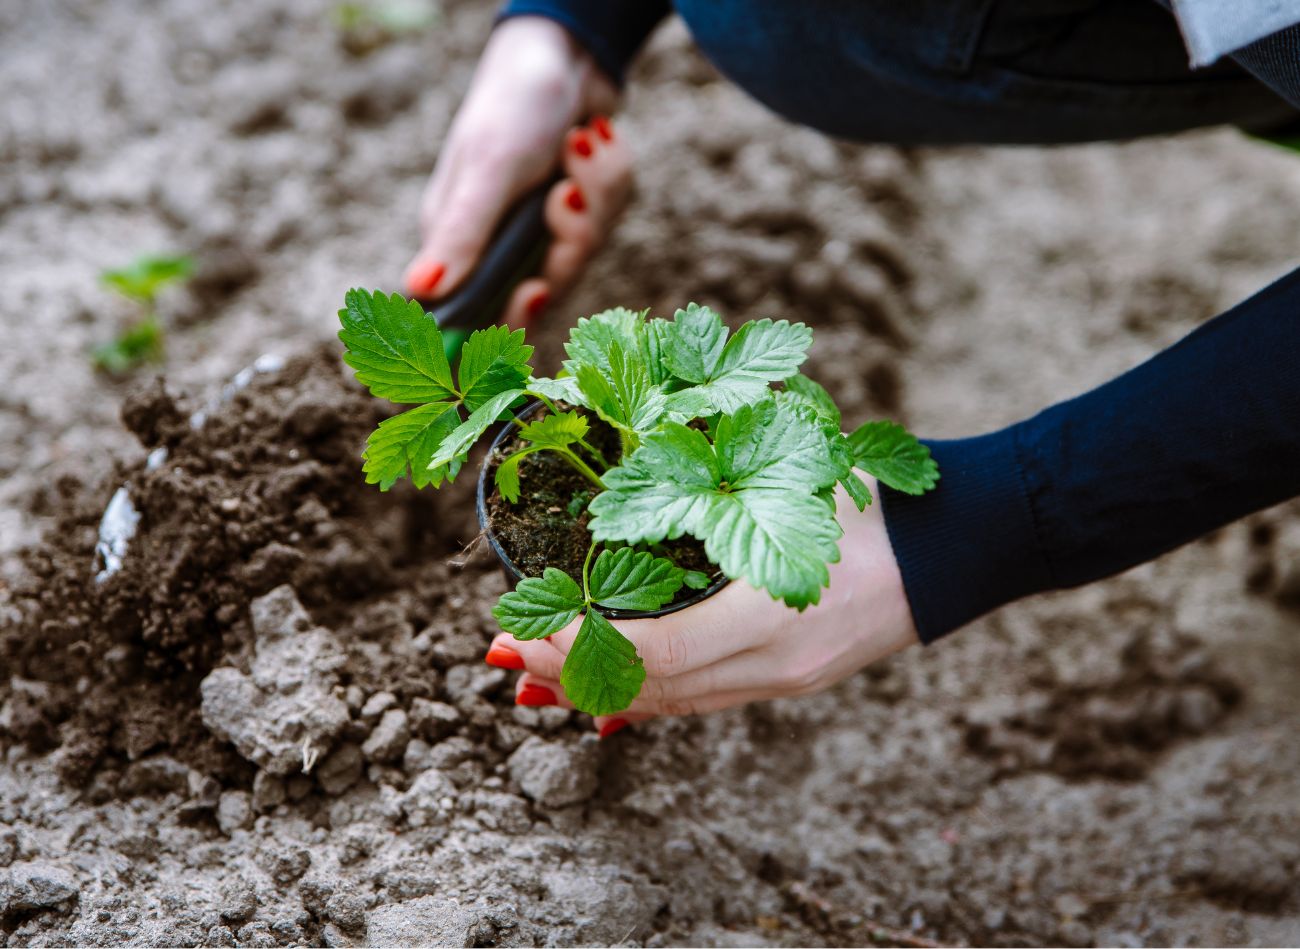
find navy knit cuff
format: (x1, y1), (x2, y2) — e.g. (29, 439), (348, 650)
(879, 429), (1056, 644)
(498, 1), (670, 87)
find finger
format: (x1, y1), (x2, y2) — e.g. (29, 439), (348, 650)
(486, 632), (567, 681)
(514, 672), (574, 710)
(502, 277), (552, 331)
(591, 712), (655, 738)
(546, 582), (777, 677)
(563, 119), (633, 231)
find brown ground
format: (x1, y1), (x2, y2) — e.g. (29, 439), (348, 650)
(1, 1), (1298, 946)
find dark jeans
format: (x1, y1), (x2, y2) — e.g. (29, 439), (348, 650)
(674, 0), (1298, 145)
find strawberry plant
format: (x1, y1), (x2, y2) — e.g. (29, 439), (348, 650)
(94, 253), (194, 375)
(339, 289), (938, 715)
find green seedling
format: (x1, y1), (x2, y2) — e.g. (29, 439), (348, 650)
(333, 0), (439, 55)
(339, 290), (939, 715)
(94, 254), (193, 376)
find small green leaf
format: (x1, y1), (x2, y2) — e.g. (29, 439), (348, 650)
(682, 570), (710, 590)
(782, 373), (841, 436)
(493, 568), (584, 639)
(101, 254), (193, 303)
(589, 547), (685, 612)
(338, 288), (456, 404)
(560, 610), (646, 716)
(640, 318), (674, 385)
(575, 343), (666, 436)
(588, 424), (721, 545)
(519, 411), (588, 450)
(457, 325), (533, 411)
(527, 375), (583, 405)
(494, 447), (540, 503)
(840, 468), (873, 511)
(92, 317), (165, 375)
(662, 303), (728, 384)
(364, 402), (462, 490)
(715, 398), (843, 493)
(698, 488), (842, 609)
(693, 318), (812, 413)
(564, 307), (645, 376)
(429, 388), (523, 472)
(847, 420), (939, 496)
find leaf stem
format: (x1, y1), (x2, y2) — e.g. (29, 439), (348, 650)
(618, 428), (640, 460)
(557, 448), (604, 489)
(527, 390), (560, 417)
(577, 437), (609, 471)
(580, 540), (597, 605)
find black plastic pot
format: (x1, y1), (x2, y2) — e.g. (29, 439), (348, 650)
(476, 401), (729, 620)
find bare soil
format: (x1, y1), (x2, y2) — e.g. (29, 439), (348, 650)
(2, 1), (1299, 946)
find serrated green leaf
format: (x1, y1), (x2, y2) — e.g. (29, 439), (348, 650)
(589, 547), (685, 612)
(457, 324), (533, 411)
(640, 318), (674, 385)
(840, 467), (873, 511)
(662, 386), (714, 422)
(429, 388), (523, 472)
(715, 398), (843, 492)
(339, 288), (456, 404)
(560, 610), (646, 716)
(527, 375), (583, 405)
(662, 303), (728, 384)
(494, 447), (540, 504)
(588, 424), (721, 545)
(493, 567), (585, 639)
(692, 318), (812, 413)
(519, 410), (588, 450)
(782, 373), (841, 435)
(563, 307), (645, 376)
(847, 420), (939, 496)
(575, 343), (667, 435)
(698, 488), (841, 609)
(363, 402), (462, 490)
(101, 254), (193, 303)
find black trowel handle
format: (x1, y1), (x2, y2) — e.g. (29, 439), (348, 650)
(420, 176), (557, 336)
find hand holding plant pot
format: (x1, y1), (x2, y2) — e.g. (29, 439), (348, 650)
(338, 290), (939, 720)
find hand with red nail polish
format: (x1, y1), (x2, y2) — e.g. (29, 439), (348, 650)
(489, 481), (920, 733)
(403, 17), (633, 331)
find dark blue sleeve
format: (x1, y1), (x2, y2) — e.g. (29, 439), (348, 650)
(881, 265), (1300, 642)
(498, 1), (671, 86)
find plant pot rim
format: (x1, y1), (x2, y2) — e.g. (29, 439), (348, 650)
(475, 400), (730, 620)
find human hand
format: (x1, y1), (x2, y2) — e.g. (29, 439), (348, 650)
(483, 480), (921, 735)
(403, 16), (633, 328)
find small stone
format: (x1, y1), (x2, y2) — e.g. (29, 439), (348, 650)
(409, 699), (461, 741)
(360, 691), (397, 724)
(217, 791), (253, 834)
(365, 895), (474, 947)
(260, 845), (311, 886)
(426, 736), (476, 770)
(444, 665), (505, 705)
(249, 585), (314, 639)
(402, 769), (458, 828)
(327, 891), (368, 933)
(252, 771), (287, 813)
(507, 736), (599, 808)
(403, 738), (434, 773)
(1, 862), (79, 913)
(317, 743), (364, 795)
(362, 709), (410, 763)
(219, 877), (258, 924)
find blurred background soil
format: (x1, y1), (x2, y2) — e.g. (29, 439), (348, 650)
(1, 0), (1298, 945)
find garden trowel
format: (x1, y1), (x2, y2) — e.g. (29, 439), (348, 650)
(412, 178), (554, 364)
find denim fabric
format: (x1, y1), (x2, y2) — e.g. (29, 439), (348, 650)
(671, 0), (1296, 144)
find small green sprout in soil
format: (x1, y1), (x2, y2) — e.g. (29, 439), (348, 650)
(333, 0), (439, 56)
(339, 289), (938, 715)
(94, 253), (194, 376)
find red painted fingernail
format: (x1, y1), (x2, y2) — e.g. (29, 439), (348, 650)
(407, 260), (445, 297)
(485, 645), (525, 670)
(565, 184), (586, 212)
(592, 116), (613, 142)
(517, 684), (557, 707)
(572, 131), (593, 158)
(525, 289), (549, 319)
(598, 718), (629, 739)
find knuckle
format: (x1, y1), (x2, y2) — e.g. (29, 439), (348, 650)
(646, 627), (691, 677)
(658, 697), (700, 718)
